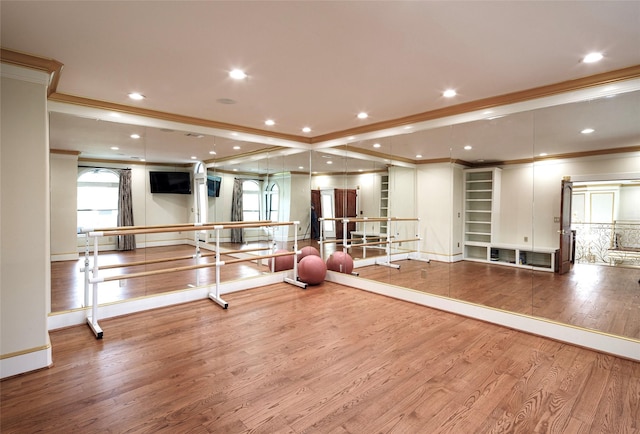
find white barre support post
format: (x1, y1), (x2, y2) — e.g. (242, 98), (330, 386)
(376, 217), (401, 269)
(342, 219), (349, 255)
(209, 226), (228, 309)
(318, 217), (325, 259)
(412, 218), (429, 263)
(285, 221), (307, 289)
(194, 230), (201, 287)
(87, 235), (103, 339)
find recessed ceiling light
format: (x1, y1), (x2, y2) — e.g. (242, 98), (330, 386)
(539, 153), (548, 157)
(110, 146), (119, 150)
(233, 145), (241, 150)
(265, 119), (275, 126)
(229, 69), (247, 80)
(373, 143), (381, 148)
(416, 154), (423, 158)
(582, 52), (603, 63)
(233, 168), (238, 172)
(128, 92), (145, 100)
(357, 112), (368, 119)
(443, 89), (457, 98)
(581, 128), (595, 134)
(298, 166), (304, 169)
(130, 134), (140, 139)
(326, 161), (333, 165)
(358, 169), (363, 172)
(190, 156), (197, 160)
(140, 158), (146, 162)
(209, 151), (217, 155)
(464, 145), (472, 150)
(302, 127), (311, 133)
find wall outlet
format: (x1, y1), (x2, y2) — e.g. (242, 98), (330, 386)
(524, 236), (528, 242)
(554, 217), (560, 223)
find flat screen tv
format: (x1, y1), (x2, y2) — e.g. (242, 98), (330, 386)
(207, 175), (222, 197)
(149, 171), (192, 194)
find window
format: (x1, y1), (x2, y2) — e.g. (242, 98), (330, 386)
(77, 169), (119, 229)
(242, 180), (261, 222)
(266, 183), (279, 221)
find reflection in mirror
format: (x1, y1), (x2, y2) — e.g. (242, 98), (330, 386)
(48, 79), (640, 343)
(338, 82), (639, 342)
(49, 113), (287, 313)
(447, 110), (535, 316)
(531, 90), (640, 339)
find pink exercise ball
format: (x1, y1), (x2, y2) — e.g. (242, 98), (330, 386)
(298, 245), (320, 262)
(268, 249), (294, 272)
(297, 255), (327, 285)
(326, 251), (354, 274)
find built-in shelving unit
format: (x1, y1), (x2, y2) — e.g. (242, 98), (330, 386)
(463, 168), (500, 246)
(379, 174), (389, 234)
(463, 167), (556, 272)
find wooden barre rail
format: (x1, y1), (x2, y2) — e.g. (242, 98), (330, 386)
(81, 220), (273, 234)
(98, 252), (215, 270)
(91, 251), (295, 284)
(95, 247), (272, 271)
(351, 237), (421, 248)
(90, 221), (297, 237)
(320, 217), (419, 223)
(320, 237), (389, 244)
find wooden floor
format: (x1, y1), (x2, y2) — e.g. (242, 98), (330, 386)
(51, 243), (640, 340)
(3, 282), (639, 433)
(356, 259), (640, 340)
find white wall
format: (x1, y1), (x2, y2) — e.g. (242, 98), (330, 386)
(497, 164), (534, 246)
(1, 64), (52, 378)
(416, 162), (454, 261)
(389, 166), (417, 245)
(619, 185), (640, 221)
(50, 152), (80, 260)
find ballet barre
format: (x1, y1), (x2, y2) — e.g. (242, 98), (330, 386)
(318, 216), (427, 268)
(82, 220), (303, 339)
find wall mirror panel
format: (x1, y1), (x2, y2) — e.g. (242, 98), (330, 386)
(49, 78), (640, 343)
(49, 111), (312, 312)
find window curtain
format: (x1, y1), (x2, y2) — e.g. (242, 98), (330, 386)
(231, 178), (243, 243)
(116, 169), (136, 251)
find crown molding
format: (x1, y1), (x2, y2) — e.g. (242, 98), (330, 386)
(0, 48), (63, 96)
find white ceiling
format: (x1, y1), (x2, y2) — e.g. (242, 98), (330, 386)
(2, 1), (640, 171)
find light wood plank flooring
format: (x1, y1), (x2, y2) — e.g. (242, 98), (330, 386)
(2, 282), (639, 433)
(355, 259), (640, 340)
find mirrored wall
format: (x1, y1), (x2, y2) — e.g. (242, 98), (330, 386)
(49, 77), (640, 342)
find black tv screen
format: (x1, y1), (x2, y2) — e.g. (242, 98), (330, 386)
(149, 171), (192, 194)
(207, 175), (221, 197)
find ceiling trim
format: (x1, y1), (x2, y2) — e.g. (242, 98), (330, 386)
(0, 48), (63, 96)
(311, 65), (640, 144)
(48, 92), (312, 145)
(331, 144), (416, 165)
(4, 47), (639, 153)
